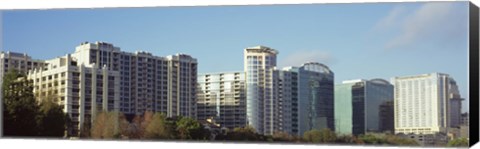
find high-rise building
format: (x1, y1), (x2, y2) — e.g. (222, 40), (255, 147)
(334, 79), (393, 135)
(392, 73), (456, 135)
(447, 79), (463, 128)
(244, 46), (279, 135)
(244, 46), (335, 136)
(0, 51), (45, 77)
(72, 42), (198, 117)
(282, 62), (334, 136)
(27, 54), (120, 136)
(2, 41), (198, 136)
(277, 67), (299, 135)
(0, 51), (45, 100)
(459, 112), (469, 139)
(379, 100), (394, 133)
(197, 72), (247, 129)
(460, 113), (469, 126)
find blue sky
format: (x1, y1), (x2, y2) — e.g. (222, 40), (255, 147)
(1, 2), (470, 112)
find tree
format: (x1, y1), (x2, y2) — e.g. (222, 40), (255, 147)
(222, 125), (260, 141)
(36, 94), (67, 137)
(144, 112), (173, 139)
(2, 70), (39, 136)
(90, 111), (121, 139)
(272, 131), (296, 142)
(126, 111), (155, 139)
(336, 134), (362, 144)
(384, 134), (419, 146)
(352, 133), (418, 146)
(447, 138), (469, 147)
(303, 128), (337, 143)
(175, 116), (208, 140)
(117, 112), (130, 139)
(358, 134), (387, 145)
(79, 120), (91, 138)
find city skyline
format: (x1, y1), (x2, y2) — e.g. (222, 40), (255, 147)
(1, 2), (469, 112)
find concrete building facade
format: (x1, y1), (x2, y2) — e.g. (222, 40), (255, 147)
(392, 73), (455, 135)
(72, 42), (198, 117)
(197, 72), (247, 129)
(2, 41), (198, 136)
(27, 54), (120, 136)
(244, 46), (279, 135)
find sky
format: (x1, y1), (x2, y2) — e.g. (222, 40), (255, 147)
(1, 2), (470, 112)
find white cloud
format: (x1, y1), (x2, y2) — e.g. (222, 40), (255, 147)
(279, 50), (334, 68)
(372, 5), (406, 33)
(373, 2), (467, 50)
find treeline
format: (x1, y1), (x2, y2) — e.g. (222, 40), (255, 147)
(82, 111), (209, 140)
(3, 70), (67, 137)
(82, 109), (420, 146)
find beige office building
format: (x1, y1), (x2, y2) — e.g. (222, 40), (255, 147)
(393, 73), (461, 135)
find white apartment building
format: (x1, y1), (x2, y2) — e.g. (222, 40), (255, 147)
(244, 46), (279, 135)
(27, 54), (120, 136)
(72, 42), (198, 117)
(393, 73), (459, 135)
(0, 51), (45, 100)
(2, 41), (198, 136)
(197, 72), (247, 129)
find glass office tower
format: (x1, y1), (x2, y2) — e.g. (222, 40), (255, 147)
(334, 79), (394, 135)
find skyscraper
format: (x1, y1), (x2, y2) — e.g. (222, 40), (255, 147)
(283, 62), (334, 136)
(244, 46), (335, 136)
(2, 41), (198, 136)
(379, 100), (394, 133)
(334, 79), (393, 135)
(392, 73), (456, 135)
(277, 67), (299, 135)
(244, 46), (279, 135)
(447, 79), (463, 128)
(73, 42), (198, 117)
(197, 72), (247, 129)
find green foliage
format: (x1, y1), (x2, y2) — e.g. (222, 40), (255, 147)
(2, 70), (39, 136)
(354, 133), (419, 146)
(303, 128), (337, 143)
(335, 134), (363, 144)
(447, 138), (469, 147)
(36, 96), (66, 137)
(218, 125), (261, 141)
(272, 131), (297, 142)
(359, 134), (387, 145)
(175, 116), (208, 140)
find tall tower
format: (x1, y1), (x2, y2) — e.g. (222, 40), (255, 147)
(244, 46), (278, 135)
(393, 73), (452, 135)
(334, 79), (393, 135)
(295, 62), (335, 135)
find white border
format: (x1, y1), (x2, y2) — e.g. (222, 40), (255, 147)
(0, 0), (478, 149)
